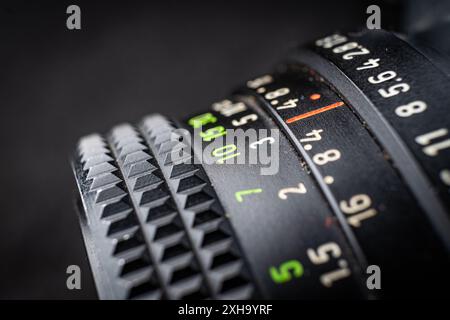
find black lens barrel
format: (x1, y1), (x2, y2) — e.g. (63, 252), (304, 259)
(72, 29), (450, 299)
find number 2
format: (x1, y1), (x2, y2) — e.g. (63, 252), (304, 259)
(278, 183), (307, 200)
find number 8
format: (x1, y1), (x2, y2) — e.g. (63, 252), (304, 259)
(313, 149), (341, 166)
(395, 100), (427, 118)
(265, 88), (289, 100)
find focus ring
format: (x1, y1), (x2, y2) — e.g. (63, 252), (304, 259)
(142, 116), (256, 299)
(108, 124), (210, 299)
(74, 121), (257, 299)
(140, 115), (257, 299)
(74, 134), (162, 299)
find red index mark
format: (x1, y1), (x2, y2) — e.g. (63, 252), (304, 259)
(285, 101), (345, 124)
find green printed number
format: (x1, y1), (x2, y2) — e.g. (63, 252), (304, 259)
(200, 125), (226, 141)
(234, 188), (262, 203)
(188, 112), (217, 129)
(212, 144), (240, 164)
(270, 260), (304, 284)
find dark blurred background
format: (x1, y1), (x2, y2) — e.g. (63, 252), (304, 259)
(0, 0), (385, 299)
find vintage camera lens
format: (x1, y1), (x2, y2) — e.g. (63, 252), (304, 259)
(72, 29), (450, 299)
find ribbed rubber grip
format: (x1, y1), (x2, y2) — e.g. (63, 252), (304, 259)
(72, 115), (257, 300)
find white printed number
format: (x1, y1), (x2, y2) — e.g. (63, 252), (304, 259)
(247, 75), (273, 89)
(378, 83), (410, 98)
(315, 34), (347, 49)
(278, 183), (307, 200)
(313, 149), (341, 165)
(368, 71), (397, 84)
(265, 88), (290, 100)
(340, 194), (377, 227)
(232, 114), (258, 126)
(300, 129), (323, 142)
(307, 242), (351, 287)
(395, 101), (427, 118)
(415, 128), (450, 157)
(307, 242), (341, 265)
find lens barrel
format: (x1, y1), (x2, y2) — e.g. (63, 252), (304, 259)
(72, 29), (450, 299)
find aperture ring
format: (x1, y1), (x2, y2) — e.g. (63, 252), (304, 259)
(240, 64), (449, 297)
(308, 30), (450, 240)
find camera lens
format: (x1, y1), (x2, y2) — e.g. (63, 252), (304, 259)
(72, 29), (450, 299)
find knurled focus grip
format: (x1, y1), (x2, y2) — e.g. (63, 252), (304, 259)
(73, 118), (257, 299)
(140, 116), (257, 299)
(74, 135), (163, 299)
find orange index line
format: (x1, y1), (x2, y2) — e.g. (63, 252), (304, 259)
(285, 101), (345, 124)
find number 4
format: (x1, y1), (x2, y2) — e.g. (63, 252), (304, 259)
(300, 129), (323, 142)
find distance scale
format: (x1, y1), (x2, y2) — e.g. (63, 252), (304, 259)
(182, 96), (368, 299)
